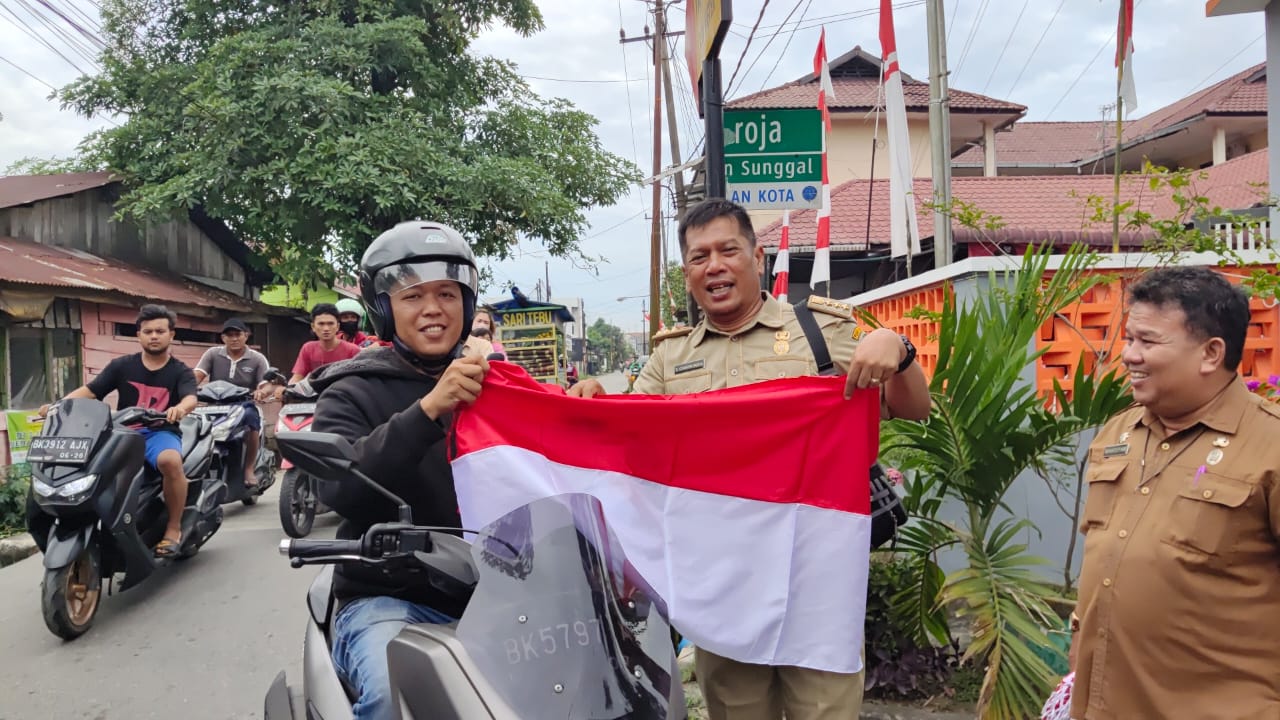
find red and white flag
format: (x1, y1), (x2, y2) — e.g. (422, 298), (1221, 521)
(879, 0), (922, 259)
(452, 363), (879, 672)
(1116, 0), (1138, 117)
(772, 210), (791, 301)
(811, 29), (834, 290)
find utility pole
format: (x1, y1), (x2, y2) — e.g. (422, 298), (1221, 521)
(660, 38), (687, 222)
(647, 0), (665, 350)
(544, 260), (551, 300)
(926, 0), (954, 268)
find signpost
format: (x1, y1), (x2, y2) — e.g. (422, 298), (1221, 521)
(723, 108), (824, 210)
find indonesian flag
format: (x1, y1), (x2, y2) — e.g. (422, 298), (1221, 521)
(1116, 0), (1137, 116)
(452, 363), (879, 672)
(879, 0), (923, 259)
(772, 210), (791, 301)
(811, 29), (834, 290)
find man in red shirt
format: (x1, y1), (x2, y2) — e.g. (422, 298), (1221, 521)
(274, 303), (361, 398)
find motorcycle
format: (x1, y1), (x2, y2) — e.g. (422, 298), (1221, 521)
(262, 369), (329, 538)
(26, 399), (225, 639)
(263, 430), (682, 720)
(194, 380), (275, 506)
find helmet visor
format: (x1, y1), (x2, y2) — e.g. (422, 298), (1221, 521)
(374, 260), (478, 298)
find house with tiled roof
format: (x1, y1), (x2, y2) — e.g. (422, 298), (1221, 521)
(725, 47), (1025, 224)
(954, 63), (1267, 176)
(0, 173), (307, 451)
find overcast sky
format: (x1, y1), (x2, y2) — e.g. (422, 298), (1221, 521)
(0, 0), (1267, 331)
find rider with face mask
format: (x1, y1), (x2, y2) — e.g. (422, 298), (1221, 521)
(335, 297), (377, 347)
(305, 221), (488, 720)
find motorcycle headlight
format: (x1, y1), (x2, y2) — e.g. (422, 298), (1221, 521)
(33, 474), (98, 500)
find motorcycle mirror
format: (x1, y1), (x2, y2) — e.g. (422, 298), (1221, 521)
(277, 431), (413, 524)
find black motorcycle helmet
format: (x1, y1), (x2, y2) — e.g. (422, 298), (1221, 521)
(358, 221), (480, 361)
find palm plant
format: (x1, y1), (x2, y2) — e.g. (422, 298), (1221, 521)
(881, 245), (1131, 719)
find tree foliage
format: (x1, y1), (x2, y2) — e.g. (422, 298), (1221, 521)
(587, 317), (630, 372)
(61, 0), (639, 284)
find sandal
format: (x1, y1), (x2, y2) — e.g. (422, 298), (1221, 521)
(154, 537), (181, 558)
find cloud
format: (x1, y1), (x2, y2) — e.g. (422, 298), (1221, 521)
(0, 0), (1269, 331)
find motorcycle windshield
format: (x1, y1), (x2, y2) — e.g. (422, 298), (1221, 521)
(456, 494), (680, 720)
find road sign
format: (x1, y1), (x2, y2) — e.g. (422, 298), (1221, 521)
(723, 108), (823, 210)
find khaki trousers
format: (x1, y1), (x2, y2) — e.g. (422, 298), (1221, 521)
(695, 648), (864, 720)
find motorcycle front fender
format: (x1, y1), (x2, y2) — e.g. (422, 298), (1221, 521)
(43, 522), (95, 570)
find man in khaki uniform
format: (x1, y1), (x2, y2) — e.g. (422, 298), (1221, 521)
(572, 198), (931, 720)
(1072, 266), (1280, 719)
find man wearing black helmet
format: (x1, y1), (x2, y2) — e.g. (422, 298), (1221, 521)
(306, 221), (488, 720)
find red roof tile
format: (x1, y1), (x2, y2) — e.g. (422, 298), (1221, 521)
(954, 121), (1109, 166)
(0, 236), (257, 312)
(0, 172), (116, 209)
(728, 46), (1025, 115)
(955, 64), (1265, 168)
(757, 148), (1270, 250)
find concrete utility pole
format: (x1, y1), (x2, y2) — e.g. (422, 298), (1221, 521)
(926, 0), (954, 268)
(648, 0), (665, 349)
(660, 38), (687, 222)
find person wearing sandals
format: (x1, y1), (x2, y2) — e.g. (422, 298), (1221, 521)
(39, 304), (198, 558)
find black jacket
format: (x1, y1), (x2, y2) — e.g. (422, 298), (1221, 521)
(309, 347), (464, 615)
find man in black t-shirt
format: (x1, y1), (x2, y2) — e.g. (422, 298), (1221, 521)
(41, 304), (198, 557)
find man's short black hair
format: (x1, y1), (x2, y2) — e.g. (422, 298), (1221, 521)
(310, 303), (340, 322)
(136, 304), (176, 331)
(678, 198), (756, 256)
(1128, 266), (1251, 371)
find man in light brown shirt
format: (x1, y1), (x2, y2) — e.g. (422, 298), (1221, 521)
(571, 198), (931, 720)
(1073, 266), (1280, 719)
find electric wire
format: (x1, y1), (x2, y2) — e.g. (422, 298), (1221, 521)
(1005, 0), (1067, 97)
(979, 0), (1028, 95)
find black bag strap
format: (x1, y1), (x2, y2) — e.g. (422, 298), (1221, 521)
(792, 301), (835, 376)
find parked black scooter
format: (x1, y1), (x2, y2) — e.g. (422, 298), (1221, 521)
(27, 398), (224, 639)
(193, 380), (275, 506)
(263, 431), (683, 720)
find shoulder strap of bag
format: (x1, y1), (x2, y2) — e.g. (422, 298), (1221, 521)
(792, 301), (835, 376)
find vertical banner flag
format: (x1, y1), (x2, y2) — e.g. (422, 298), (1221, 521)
(772, 210), (792, 301)
(811, 29), (834, 290)
(452, 363), (881, 672)
(1116, 0), (1138, 116)
(879, 0), (923, 259)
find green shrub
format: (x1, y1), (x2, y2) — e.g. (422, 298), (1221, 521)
(0, 465), (31, 535)
(864, 554), (962, 700)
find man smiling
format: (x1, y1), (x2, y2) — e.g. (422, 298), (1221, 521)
(1072, 266), (1280, 719)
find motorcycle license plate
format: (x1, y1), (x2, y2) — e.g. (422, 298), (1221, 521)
(28, 436), (92, 464)
(281, 403), (316, 415)
(194, 404), (235, 415)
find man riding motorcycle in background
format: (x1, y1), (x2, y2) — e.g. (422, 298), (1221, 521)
(335, 297), (380, 348)
(193, 318), (271, 489)
(304, 221), (488, 720)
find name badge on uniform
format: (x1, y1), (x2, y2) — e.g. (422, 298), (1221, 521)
(1102, 443), (1130, 458)
(673, 360), (705, 375)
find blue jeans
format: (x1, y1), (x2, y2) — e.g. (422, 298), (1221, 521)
(332, 595), (454, 720)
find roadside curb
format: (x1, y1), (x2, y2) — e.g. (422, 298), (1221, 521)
(0, 532), (38, 567)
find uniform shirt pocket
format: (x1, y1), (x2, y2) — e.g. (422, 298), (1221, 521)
(1162, 473), (1252, 557)
(1081, 460), (1125, 531)
(750, 357), (811, 381)
(664, 370), (713, 394)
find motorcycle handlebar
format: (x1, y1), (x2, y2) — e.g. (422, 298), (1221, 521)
(278, 537), (362, 559)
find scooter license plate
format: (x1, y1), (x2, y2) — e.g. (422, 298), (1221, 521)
(28, 436), (92, 464)
(281, 403), (316, 415)
(194, 404), (235, 415)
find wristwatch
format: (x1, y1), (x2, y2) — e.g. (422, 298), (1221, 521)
(895, 335), (917, 374)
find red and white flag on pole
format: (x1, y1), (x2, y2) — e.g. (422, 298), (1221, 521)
(1116, 0), (1138, 117)
(811, 29), (834, 290)
(879, 0), (922, 259)
(772, 210), (791, 301)
(452, 363), (880, 672)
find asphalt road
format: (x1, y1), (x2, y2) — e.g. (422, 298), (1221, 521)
(0, 482), (340, 720)
(594, 370), (630, 394)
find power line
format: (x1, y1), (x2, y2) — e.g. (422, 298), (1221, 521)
(951, 0), (991, 80)
(33, 0), (103, 48)
(521, 74), (638, 84)
(15, 0), (101, 66)
(0, 2), (92, 74)
(1005, 0), (1067, 97)
(1184, 33), (1264, 95)
(0, 52), (58, 90)
(616, 0), (644, 171)
(1043, 0), (1147, 119)
(723, 0), (770, 96)
(979, 0), (1028, 95)
(759, 0), (814, 91)
(947, 0), (962, 46)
